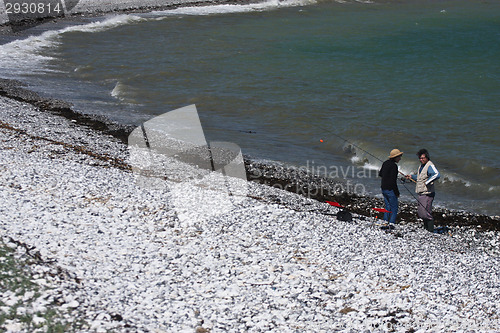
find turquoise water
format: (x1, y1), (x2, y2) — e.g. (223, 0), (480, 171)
(1, 0), (499, 215)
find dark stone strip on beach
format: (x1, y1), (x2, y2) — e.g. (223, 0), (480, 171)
(1, 80), (498, 232)
(245, 160), (500, 231)
(0, 79), (135, 143)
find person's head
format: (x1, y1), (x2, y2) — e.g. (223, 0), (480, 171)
(417, 148), (430, 164)
(389, 149), (403, 163)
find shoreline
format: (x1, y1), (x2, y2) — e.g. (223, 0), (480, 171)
(1, 3), (500, 331)
(0, 78), (498, 231)
(1, 92), (499, 332)
(1, 0), (496, 229)
(0, 0), (264, 32)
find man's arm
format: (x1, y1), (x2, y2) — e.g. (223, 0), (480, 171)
(426, 164), (440, 184)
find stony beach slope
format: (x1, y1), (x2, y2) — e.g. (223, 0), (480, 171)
(0, 1), (499, 331)
(1, 93), (500, 331)
(1, 78), (498, 231)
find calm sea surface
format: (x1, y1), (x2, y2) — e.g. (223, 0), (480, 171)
(1, 0), (499, 215)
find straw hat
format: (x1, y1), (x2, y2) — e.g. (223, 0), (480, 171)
(389, 149), (403, 159)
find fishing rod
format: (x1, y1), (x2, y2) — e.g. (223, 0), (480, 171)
(314, 123), (416, 182)
(205, 119), (428, 214)
(312, 122), (436, 216)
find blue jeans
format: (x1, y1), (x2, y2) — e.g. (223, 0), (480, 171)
(382, 189), (398, 224)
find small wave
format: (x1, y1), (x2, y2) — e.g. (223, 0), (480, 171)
(0, 0), (319, 77)
(361, 162), (380, 172)
(149, 0), (317, 17)
(345, 143), (381, 171)
(61, 14), (146, 34)
(441, 173), (472, 187)
(74, 65), (91, 72)
(0, 15), (145, 77)
(350, 155), (361, 163)
(488, 186), (499, 193)
(111, 81), (125, 99)
(0, 31), (59, 75)
(110, 81), (142, 105)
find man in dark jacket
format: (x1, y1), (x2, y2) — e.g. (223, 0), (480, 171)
(378, 149), (403, 224)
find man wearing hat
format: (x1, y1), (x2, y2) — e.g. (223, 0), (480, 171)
(378, 149), (404, 224)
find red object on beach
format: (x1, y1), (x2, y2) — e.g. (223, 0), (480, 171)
(373, 208), (391, 213)
(326, 201), (344, 208)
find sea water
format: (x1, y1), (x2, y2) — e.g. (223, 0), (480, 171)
(0, 0), (498, 215)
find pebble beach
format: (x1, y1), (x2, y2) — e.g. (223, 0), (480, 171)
(1, 1), (500, 332)
(1, 94), (500, 332)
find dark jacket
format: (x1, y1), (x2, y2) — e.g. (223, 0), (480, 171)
(379, 159), (400, 197)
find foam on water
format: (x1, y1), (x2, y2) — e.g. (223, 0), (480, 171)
(0, 32), (58, 75)
(149, 0), (317, 17)
(0, 0), (316, 80)
(111, 81), (127, 100)
(0, 0), (498, 215)
(0, 15), (146, 76)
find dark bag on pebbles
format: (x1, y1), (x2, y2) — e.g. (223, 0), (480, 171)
(336, 210), (352, 222)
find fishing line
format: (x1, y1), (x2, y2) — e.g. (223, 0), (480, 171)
(313, 122), (434, 217)
(314, 122), (415, 180)
(206, 118), (433, 217)
(314, 123), (386, 164)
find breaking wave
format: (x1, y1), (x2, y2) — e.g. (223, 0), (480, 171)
(0, 0), (317, 78)
(0, 15), (146, 76)
(148, 0), (318, 17)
